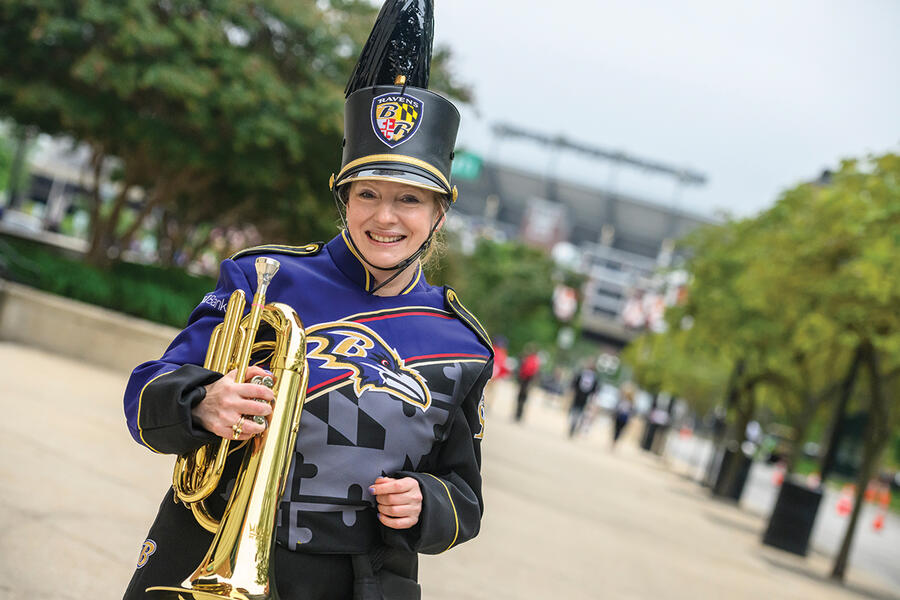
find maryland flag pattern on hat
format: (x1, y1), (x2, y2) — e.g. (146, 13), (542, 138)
(371, 92), (423, 148)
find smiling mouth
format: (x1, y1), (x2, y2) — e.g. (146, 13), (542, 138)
(367, 232), (406, 243)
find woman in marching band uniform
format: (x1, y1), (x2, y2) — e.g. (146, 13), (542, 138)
(122, 2), (492, 598)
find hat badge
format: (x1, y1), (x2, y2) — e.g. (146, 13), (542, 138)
(371, 92), (424, 148)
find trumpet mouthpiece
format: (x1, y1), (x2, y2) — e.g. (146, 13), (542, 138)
(255, 257), (281, 289)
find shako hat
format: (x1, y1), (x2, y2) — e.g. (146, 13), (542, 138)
(330, 0), (460, 203)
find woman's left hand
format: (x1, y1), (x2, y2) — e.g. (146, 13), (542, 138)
(370, 476), (422, 529)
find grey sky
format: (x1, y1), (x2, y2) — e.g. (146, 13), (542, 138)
(432, 0), (900, 218)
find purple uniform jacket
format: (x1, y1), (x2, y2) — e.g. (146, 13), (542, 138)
(122, 233), (492, 597)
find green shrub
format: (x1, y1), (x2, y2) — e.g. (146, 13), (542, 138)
(0, 233), (215, 328)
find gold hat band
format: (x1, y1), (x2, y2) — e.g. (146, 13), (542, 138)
(335, 154), (451, 191)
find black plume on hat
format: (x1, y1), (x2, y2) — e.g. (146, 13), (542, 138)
(332, 0), (460, 202)
(345, 0), (434, 97)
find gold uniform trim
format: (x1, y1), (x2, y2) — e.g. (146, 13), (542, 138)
(137, 370), (175, 454)
(337, 173), (446, 195)
(331, 171), (458, 203)
(424, 473), (460, 552)
(445, 288), (492, 349)
(229, 243), (322, 261)
(401, 264), (422, 295)
(341, 230), (372, 291)
(336, 154), (451, 190)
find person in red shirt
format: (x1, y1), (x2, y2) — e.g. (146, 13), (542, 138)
(491, 335), (511, 380)
(514, 343), (541, 422)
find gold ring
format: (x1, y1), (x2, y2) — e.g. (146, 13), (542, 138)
(232, 416), (245, 440)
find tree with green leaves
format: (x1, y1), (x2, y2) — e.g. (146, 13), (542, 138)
(623, 327), (730, 425)
(795, 155), (900, 580)
(626, 152), (899, 581)
(428, 236), (576, 358)
(0, 1), (468, 266)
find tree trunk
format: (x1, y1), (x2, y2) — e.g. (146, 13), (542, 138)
(831, 346), (890, 581)
(84, 150), (111, 266)
(705, 359), (745, 485)
(83, 166), (181, 267)
(84, 171), (138, 267)
(785, 393), (817, 477)
(715, 385), (756, 499)
(819, 343), (866, 481)
(4, 125), (31, 209)
(179, 225), (214, 268)
(114, 187), (163, 259)
(157, 209), (177, 268)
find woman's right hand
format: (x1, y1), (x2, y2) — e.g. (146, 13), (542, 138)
(192, 366), (275, 440)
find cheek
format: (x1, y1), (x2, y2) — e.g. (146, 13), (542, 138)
(344, 201), (366, 227)
(407, 212), (434, 239)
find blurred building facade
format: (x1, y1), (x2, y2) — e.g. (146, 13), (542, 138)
(451, 159), (715, 347)
(5, 136), (716, 349)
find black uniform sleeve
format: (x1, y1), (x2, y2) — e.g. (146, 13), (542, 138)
(382, 358), (492, 554)
(123, 258), (254, 455)
(136, 364), (223, 454)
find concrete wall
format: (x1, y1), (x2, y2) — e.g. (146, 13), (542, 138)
(0, 280), (179, 373)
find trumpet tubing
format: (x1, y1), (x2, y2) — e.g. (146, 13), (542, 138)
(148, 257), (309, 600)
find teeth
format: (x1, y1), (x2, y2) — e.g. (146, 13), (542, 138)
(370, 233), (403, 243)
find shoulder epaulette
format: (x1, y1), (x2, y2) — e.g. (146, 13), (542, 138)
(444, 286), (493, 354)
(229, 242), (323, 261)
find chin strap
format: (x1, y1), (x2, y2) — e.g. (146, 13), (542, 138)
(332, 186), (444, 295)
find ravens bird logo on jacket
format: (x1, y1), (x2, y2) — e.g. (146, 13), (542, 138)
(306, 322), (431, 411)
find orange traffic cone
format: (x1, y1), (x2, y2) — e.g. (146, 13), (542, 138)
(864, 481), (877, 503)
(772, 463), (785, 486)
(872, 512), (885, 532)
(836, 484), (854, 517)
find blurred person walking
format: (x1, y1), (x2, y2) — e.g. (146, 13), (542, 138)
(484, 335), (511, 413)
(491, 336), (511, 381)
(568, 358), (598, 438)
(611, 383), (635, 449)
(514, 343), (540, 422)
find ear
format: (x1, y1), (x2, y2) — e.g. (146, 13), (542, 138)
(433, 211), (446, 232)
(432, 193), (448, 231)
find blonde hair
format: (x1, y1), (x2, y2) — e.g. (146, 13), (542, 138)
(421, 228), (446, 269)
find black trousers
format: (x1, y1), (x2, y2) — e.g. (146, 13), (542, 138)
(514, 377), (533, 421)
(274, 548), (354, 599)
(123, 488), (419, 599)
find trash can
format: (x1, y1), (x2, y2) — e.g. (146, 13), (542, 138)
(712, 446), (753, 501)
(762, 479), (823, 556)
(640, 421), (659, 451)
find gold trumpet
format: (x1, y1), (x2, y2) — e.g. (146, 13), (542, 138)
(148, 257), (308, 600)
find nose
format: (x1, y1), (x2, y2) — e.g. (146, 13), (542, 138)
(372, 198), (398, 225)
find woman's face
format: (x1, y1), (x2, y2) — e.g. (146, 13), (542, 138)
(345, 179), (444, 273)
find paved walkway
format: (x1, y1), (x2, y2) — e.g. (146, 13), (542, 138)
(0, 342), (897, 599)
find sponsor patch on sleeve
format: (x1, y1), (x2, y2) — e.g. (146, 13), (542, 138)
(201, 293), (228, 313)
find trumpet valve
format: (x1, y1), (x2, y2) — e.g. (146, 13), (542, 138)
(249, 375), (276, 426)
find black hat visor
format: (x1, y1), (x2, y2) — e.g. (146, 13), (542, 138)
(335, 154), (452, 196)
